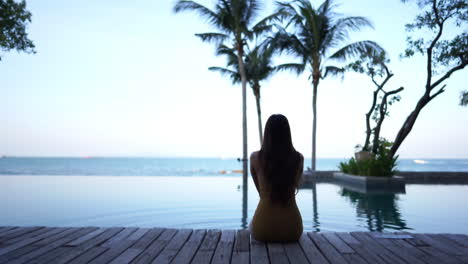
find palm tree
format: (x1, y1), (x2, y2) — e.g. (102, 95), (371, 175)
(273, 0), (383, 171)
(174, 0), (278, 192)
(209, 42), (280, 145)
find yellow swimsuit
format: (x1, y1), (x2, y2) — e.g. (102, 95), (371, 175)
(250, 173), (303, 242)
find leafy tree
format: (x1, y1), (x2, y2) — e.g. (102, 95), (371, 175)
(460, 90), (468, 106)
(272, 0), (383, 171)
(174, 0), (278, 185)
(209, 42), (282, 145)
(0, 0), (35, 60)
(347, 51), (403, 154)
(389, 0), (467, 158)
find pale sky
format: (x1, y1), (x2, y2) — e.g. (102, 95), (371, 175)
(1, 0), (467, 159)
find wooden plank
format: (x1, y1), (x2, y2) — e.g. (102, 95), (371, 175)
(323, 232), (367, 264)
(113, 228), (164, 264)
(0, 227), (18, 236)
(191, 229), (221, 264)
(2, 227), (52, 245)
(67, 246), (109, 264)
(6, 228), (96, 264)
(65, 227), (107, 246)
(172, 229), (206, 264)
(308, 232), (347, 264)
(29, 246), (71, 264)
(365, 232), (425, 264)
(336, 233), (386, 264)
(427, 234), (468, 254)
(151, 229), (192, 264)
(0, 227), (43, 243)
(322, 232), (354, 254)
(126, 228), (150, 241)
(404, 237), (429, 247)
(33, 228), (80, 246)
(442, 234), (468, 247)
(0, 227), (29, 239)
(413, 234), (463, 256)
(211, 230), (235, 264)
(101, 227), (138, 248)
(373, 234), (413, 239)
(393, 238), (455, 264)
(130, 228), (164, 250)
(416, 245), (464, 264)
(0, 228), (63, 260)
(231, 229), (250, 264)
(0, 228), (76, 263)
(87, 229), (145, 264)
(351, 232), (406, 264)
(268, 243), (289, 264)
(250, 238), (269, 264)
(89, 240), (136, 264)
(5, 227), (67, 246)
(0, 228), (65, 257)
(130, 228), (177, 264)
(52, 227), (124, 264)
(298, 233), (328, 264)
(109, 248), (142, 264)
(283, 242), (309, 264)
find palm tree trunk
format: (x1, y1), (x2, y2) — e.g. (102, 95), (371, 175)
(236, 44), (248, 209)
(253, 83), (263, 145)
(311, 79), (318, 172)
(255, 96), (263, 145)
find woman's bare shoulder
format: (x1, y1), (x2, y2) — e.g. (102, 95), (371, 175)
(297, 152), (304, 161)
(250, 151), (260, 161)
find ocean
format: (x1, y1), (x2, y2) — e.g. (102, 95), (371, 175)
(1, 157), (467, 176)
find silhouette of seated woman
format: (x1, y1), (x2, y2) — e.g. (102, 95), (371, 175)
(250, 114), (304, 242)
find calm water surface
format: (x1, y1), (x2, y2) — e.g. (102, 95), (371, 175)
(1, 157), (468, 176)
(1, 175), (467, 233)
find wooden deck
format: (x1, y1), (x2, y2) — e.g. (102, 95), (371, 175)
(0, 227), (467, 263)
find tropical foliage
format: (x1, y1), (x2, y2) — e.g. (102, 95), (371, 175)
(272, 0), (383, 171)
(339, 139), (398, 177)
(346, 51), (403, 154)
(389, 0), (468, 158)
(209, 42), (282, 144)
(0, 0), (35, 60)
(174, 0), (279, 182)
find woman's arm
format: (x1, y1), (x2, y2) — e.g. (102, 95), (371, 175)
(250, 152), (261, 193)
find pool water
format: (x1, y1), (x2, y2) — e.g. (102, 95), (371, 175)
(1, 175), (467, 233)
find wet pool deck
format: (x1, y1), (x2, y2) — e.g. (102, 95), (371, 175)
(1, 226), (468, 263)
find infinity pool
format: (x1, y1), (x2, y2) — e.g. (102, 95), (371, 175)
(1, 175), (467, 233)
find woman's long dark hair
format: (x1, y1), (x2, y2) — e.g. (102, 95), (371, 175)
(259, 114), (301, 204)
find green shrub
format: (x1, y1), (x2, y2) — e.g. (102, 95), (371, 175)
(339, 139), (398, 177)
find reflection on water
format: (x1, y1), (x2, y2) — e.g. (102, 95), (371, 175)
(338, 188), (411, 232)
(241, 181), (248, 229)
(2, 176), (468, 233)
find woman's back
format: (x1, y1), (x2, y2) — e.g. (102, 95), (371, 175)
(249, 114), (304, 242)
(250, 151), (304, 242)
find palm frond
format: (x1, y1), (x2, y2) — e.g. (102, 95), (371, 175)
(215, 44), (238, 66)
(329, 41), (384, 62)
(274, 63), (306, 75)
(324, 16), (373, 50)
(195, 33), (229, 44)
(209, 66), (241, 84)
(244, 0), (261, 26)
(174, 1), (220, 26)
(323, 66), (345, 79)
